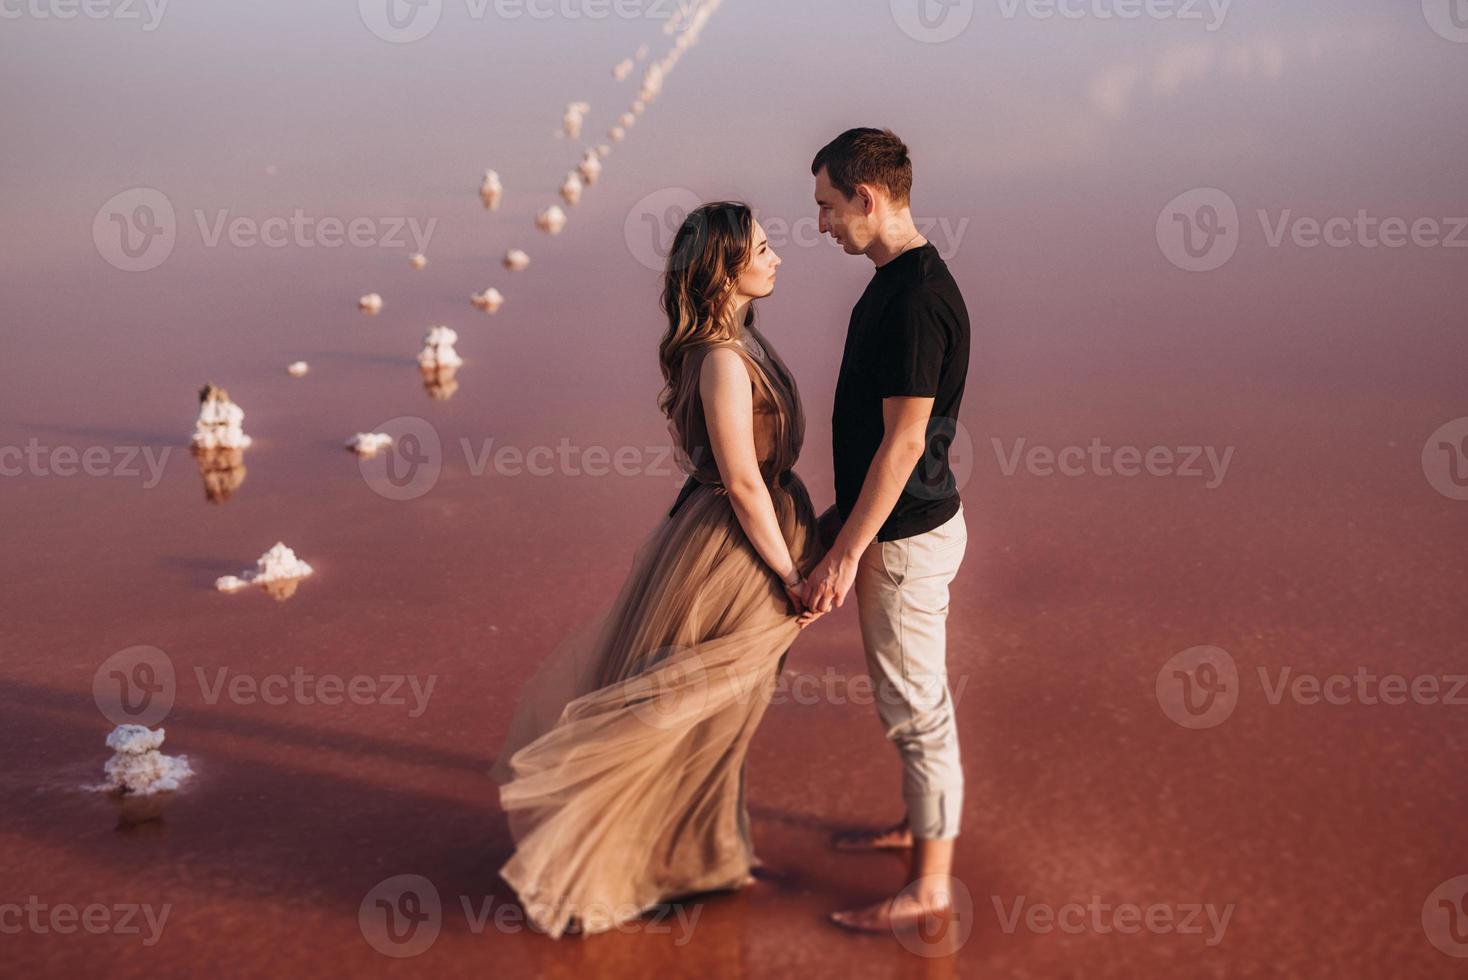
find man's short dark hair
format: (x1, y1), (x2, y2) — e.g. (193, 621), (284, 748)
(811, 128), (912, 206)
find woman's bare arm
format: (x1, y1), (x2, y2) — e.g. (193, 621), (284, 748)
(699, 348), (802, 592)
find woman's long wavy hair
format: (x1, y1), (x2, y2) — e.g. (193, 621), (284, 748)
(657, 201), (756, 418)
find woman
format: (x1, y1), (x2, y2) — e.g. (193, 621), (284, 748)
(489, 202), (824, 938)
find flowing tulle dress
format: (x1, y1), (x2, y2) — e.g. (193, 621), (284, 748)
(488, 323), (819, 938)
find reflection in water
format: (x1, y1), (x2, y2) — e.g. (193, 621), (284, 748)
(192, 445), (247, 503)
(420, 363), (460, 401)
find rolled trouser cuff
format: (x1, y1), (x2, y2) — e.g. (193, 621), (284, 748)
(906, 785), (963, 840)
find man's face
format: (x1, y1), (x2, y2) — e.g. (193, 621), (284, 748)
(814, 167), (872, 255)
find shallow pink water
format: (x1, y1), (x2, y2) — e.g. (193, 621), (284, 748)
(2, 2), (1467, 977)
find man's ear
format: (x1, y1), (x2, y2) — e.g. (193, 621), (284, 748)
(856, 184), (877, 215)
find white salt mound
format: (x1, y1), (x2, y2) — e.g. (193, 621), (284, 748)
(562, 101), (590, 139)
(471, 287), (504, 314)
(345, 433), (393, 457)
(613, 58), (634, 81)
(503, 248), (531, 272)
(479, 169), (503, 210)
(578, 151), (603, 185)
(190, 384), (252, 451)
(216, 542), (314, 593)
(359, 293), (384, 314)
(287, 361), (309, 377)
(91, 724), (193, 796)
(536, 205), (567, 236)
(409, 253), (428, 270)
(560, 173), (583, 207)
(417, 325), (463, 369)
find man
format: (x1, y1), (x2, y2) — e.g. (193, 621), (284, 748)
(801, 128), (972, 932)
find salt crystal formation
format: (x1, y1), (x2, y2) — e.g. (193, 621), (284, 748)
(577, 151), (603, 186)
(345, 433), (393, 457)
(635, 43), (649, 60)
(216, 542), (314, 598)
(417, 325), (463, 369)
(471, 287), (504, 314)
(409, 253), (428, 270)
(287, 361), (309, 377)
(613, 58), (634, 81)
(479, 169), (503, 210)
(190, 384), (253, 451)
(560, 172), (584, 207)
(562, 101), (590, 139)
(536, 205), (567, 235)
(503, 249), (531, 272)
(91, 725), (193, 797)
(618, 111), (635, 128)
(359, 293), (383, 314)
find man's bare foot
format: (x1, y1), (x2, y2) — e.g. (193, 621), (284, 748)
(831, 821), (912, 851)
(829, 892), (952, 933)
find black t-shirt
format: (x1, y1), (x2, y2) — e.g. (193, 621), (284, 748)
(832, 243), (970, 542)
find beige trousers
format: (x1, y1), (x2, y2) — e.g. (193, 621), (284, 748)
(853, 505), (967, 840)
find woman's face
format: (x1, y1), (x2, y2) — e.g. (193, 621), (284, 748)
(732, 219), (781, 301)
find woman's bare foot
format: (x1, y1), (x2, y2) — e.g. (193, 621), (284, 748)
(831, 820), (912, 851)
(828, 892), (952, 933)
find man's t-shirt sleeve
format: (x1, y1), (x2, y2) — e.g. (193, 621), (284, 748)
(877, 287), (949, 398)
